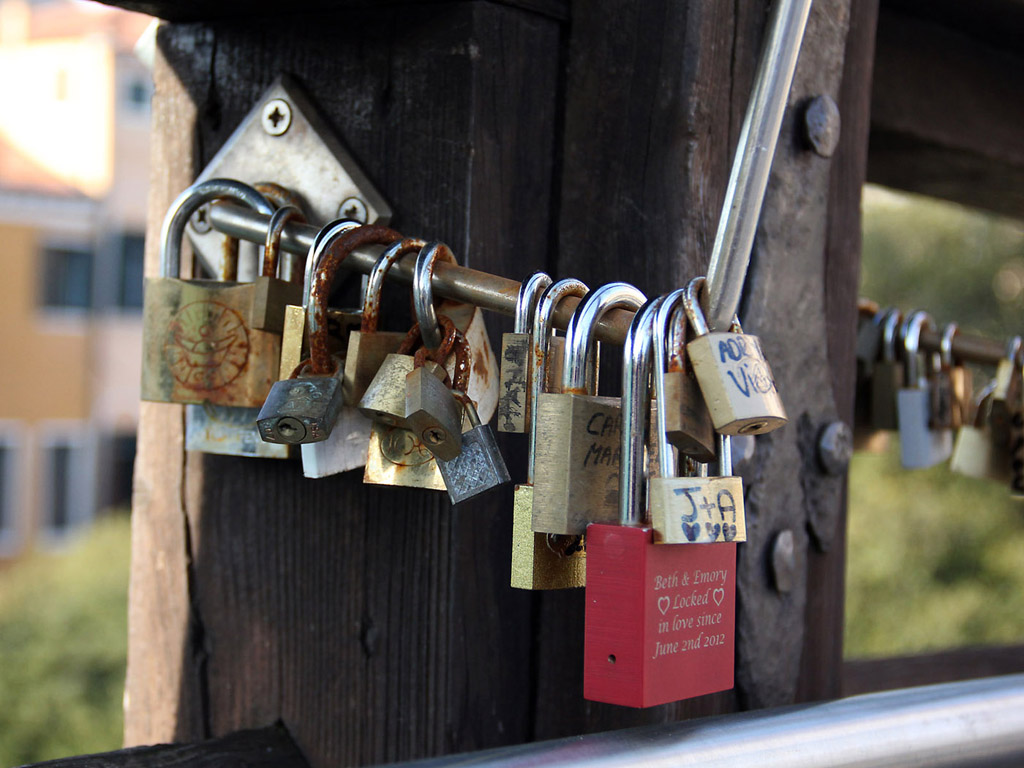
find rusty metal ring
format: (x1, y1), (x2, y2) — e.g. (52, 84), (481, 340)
(413, 242), (458, 350)
(263, 204), (305, 279)
(362, 238), (426, 333)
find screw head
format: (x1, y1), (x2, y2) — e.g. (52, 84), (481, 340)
(338, 196), (368, 224)
(803, 94), (841, 158)
(817, 420), (853, 476)
(190, 203), (212, 234)
(423, 427), (446, 446)
(261, 98), (292, 136)
(771, 529), (796, 593)
(275, 416), (307, 444)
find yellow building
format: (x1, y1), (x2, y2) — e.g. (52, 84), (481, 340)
(0, 0), (151, 556)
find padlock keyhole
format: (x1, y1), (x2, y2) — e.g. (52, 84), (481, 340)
(608, 654), (616, 664)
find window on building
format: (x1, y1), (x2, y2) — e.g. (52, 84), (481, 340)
(0, 444), (11, 548)
(109, 434), (136, 509)
(41, 245), (93, 310)
(41, 437), (90, 540)
(47, 445), (72, 533)
(118, 233), (145, 310)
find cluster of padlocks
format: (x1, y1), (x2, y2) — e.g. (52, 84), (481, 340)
(855, 303), (1024, 494)
(142, 178), (791, 707)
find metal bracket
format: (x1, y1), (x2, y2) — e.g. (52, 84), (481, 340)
(188, 74), (392, 278)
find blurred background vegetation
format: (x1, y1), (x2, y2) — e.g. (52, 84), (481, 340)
(846, 185), (1024, 658)
(1, 187), (1023, 764)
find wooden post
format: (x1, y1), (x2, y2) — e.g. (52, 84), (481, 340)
(121, 1), (864, 764)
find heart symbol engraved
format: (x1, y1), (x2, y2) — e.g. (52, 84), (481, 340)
(712, 588), (725, 607)
(682, 522), (700, 542)
(723, 523), (737, 542)
(658, 596), (670, 615)
(705, 522), (721, 540)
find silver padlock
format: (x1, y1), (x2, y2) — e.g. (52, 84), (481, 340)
(257, 356), (346, 444)
(498, 271), (552, 433)
(437, 393), (511, 505)
(897, 311), (952, 468)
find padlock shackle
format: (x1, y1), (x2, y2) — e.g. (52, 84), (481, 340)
(302, 219), (361, 309)
(453, 390), (482, 429)
(362, 238), (427, 333)
(901, 310), (935, 386)
(940, 322), (959, 369)
(514, 271), (553, 334)
(263, 204), (305, 280)
(413, 242), (459, 351)
(619, 295), (663, 527)
(563, 282), (647, 393)
(160, 178), (274, 279)
(880, 308), (902, 363)
(527, 278), (589, 481)
(682, 276), (742, 338)
(653, 289), (687, 479)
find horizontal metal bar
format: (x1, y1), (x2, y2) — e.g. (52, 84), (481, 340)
(207, 201), (637, 345)
(208, 201), (1014, 368)
(392, 675), (1024, 768)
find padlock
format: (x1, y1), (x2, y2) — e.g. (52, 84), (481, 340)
(413, 242), (500, 423)
(853, 307), (895, 452)
(258, 224), (403, 444)
(343, 238), (426, 405)
(870, 308), (904, 431)
(532, 282), (648, 536)
(655, 289), (716, 462)
(437, 392), (511, 505)
(939, 323), (973, 431)
(406, 344), (466, 462)
(498, 271), (552, 433)
(278, 219), (362, 381)
(683, 277), (786, 436)
(511, 277), (589, 590)
(649, 293), (745, 545)
(185, 403), (290, 459)
(142, 179), (281, 407)
(951, 384), (1010, 483)
(584, 295), (736, 709)
(249, 203), (305, 332)
(897, 311), (953, 468)
(989, 337), (1022, 445)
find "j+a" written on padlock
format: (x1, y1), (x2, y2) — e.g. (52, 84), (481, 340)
(684, 276), (786, 436)
(584, 296), (736, 708)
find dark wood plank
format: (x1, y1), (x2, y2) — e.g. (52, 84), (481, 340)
(868, 7), (1024, 218)
(842, 645), (1024, 697)
(797, 0), (881, 704)
(19, 725), (308, 768)
(129, 5), (558, 765)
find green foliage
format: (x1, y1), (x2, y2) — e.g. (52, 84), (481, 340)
(847, 187), (1024, 659)
(0, 515), (130, 766)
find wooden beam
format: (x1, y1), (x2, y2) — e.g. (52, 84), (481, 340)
(843, 645), (1024, 697)
(868, 6), (1024, 218)
(22, 724), (308, 768)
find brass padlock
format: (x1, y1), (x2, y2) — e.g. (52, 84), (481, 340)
(654, 289), (716, 462)
(939, 323), (973, 431)
(989, 337), (1022, 444)
(683, 277), (787, 436)
(343, 238), (426, 405)
(437, 392), (511, 505)
(278, 219), (361, 381)
(406, 342), (467, 462)
(498, 271), (552, 433)
(142, 179), (280, 407)
(870, 308), (904, 431)
(511, 277), (589, 590)
(249, 204), (305, 332)
(951, 383), (1010, 483)
(532, 282), (647, 536)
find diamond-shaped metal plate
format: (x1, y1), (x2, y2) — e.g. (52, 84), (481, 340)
(188, 74), (391, 278)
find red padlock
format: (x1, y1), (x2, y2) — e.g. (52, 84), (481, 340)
(584, 290), (737, 708)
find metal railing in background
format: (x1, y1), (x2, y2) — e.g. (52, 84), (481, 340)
(387, 675), (1024, 768)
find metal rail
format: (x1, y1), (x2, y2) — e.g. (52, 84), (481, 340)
(389, 675), (1024, 768)
(705, 0), (813, 330)
(207, 201), (1019, 368)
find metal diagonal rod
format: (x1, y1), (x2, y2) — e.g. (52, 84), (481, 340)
(705, 0), (813, 331)
(207, 201), (1016, 368)
(390, 675), (1024, 768)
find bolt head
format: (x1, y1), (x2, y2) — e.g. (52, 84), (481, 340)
(261, 98), (292, 136)
(338, 196), (369, 224)
(817, 420), (853, 476)
(803, 94), (841, 158)
(423, 427), (446, 445)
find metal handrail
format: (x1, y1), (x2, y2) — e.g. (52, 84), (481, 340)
(387, 675), (1024, 768)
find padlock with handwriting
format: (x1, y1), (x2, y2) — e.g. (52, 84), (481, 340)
(584, 296), (736, 708)
(532, 282), (648, 536)
(683, 277), (786, 436)
(511, 278), (589, 590)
